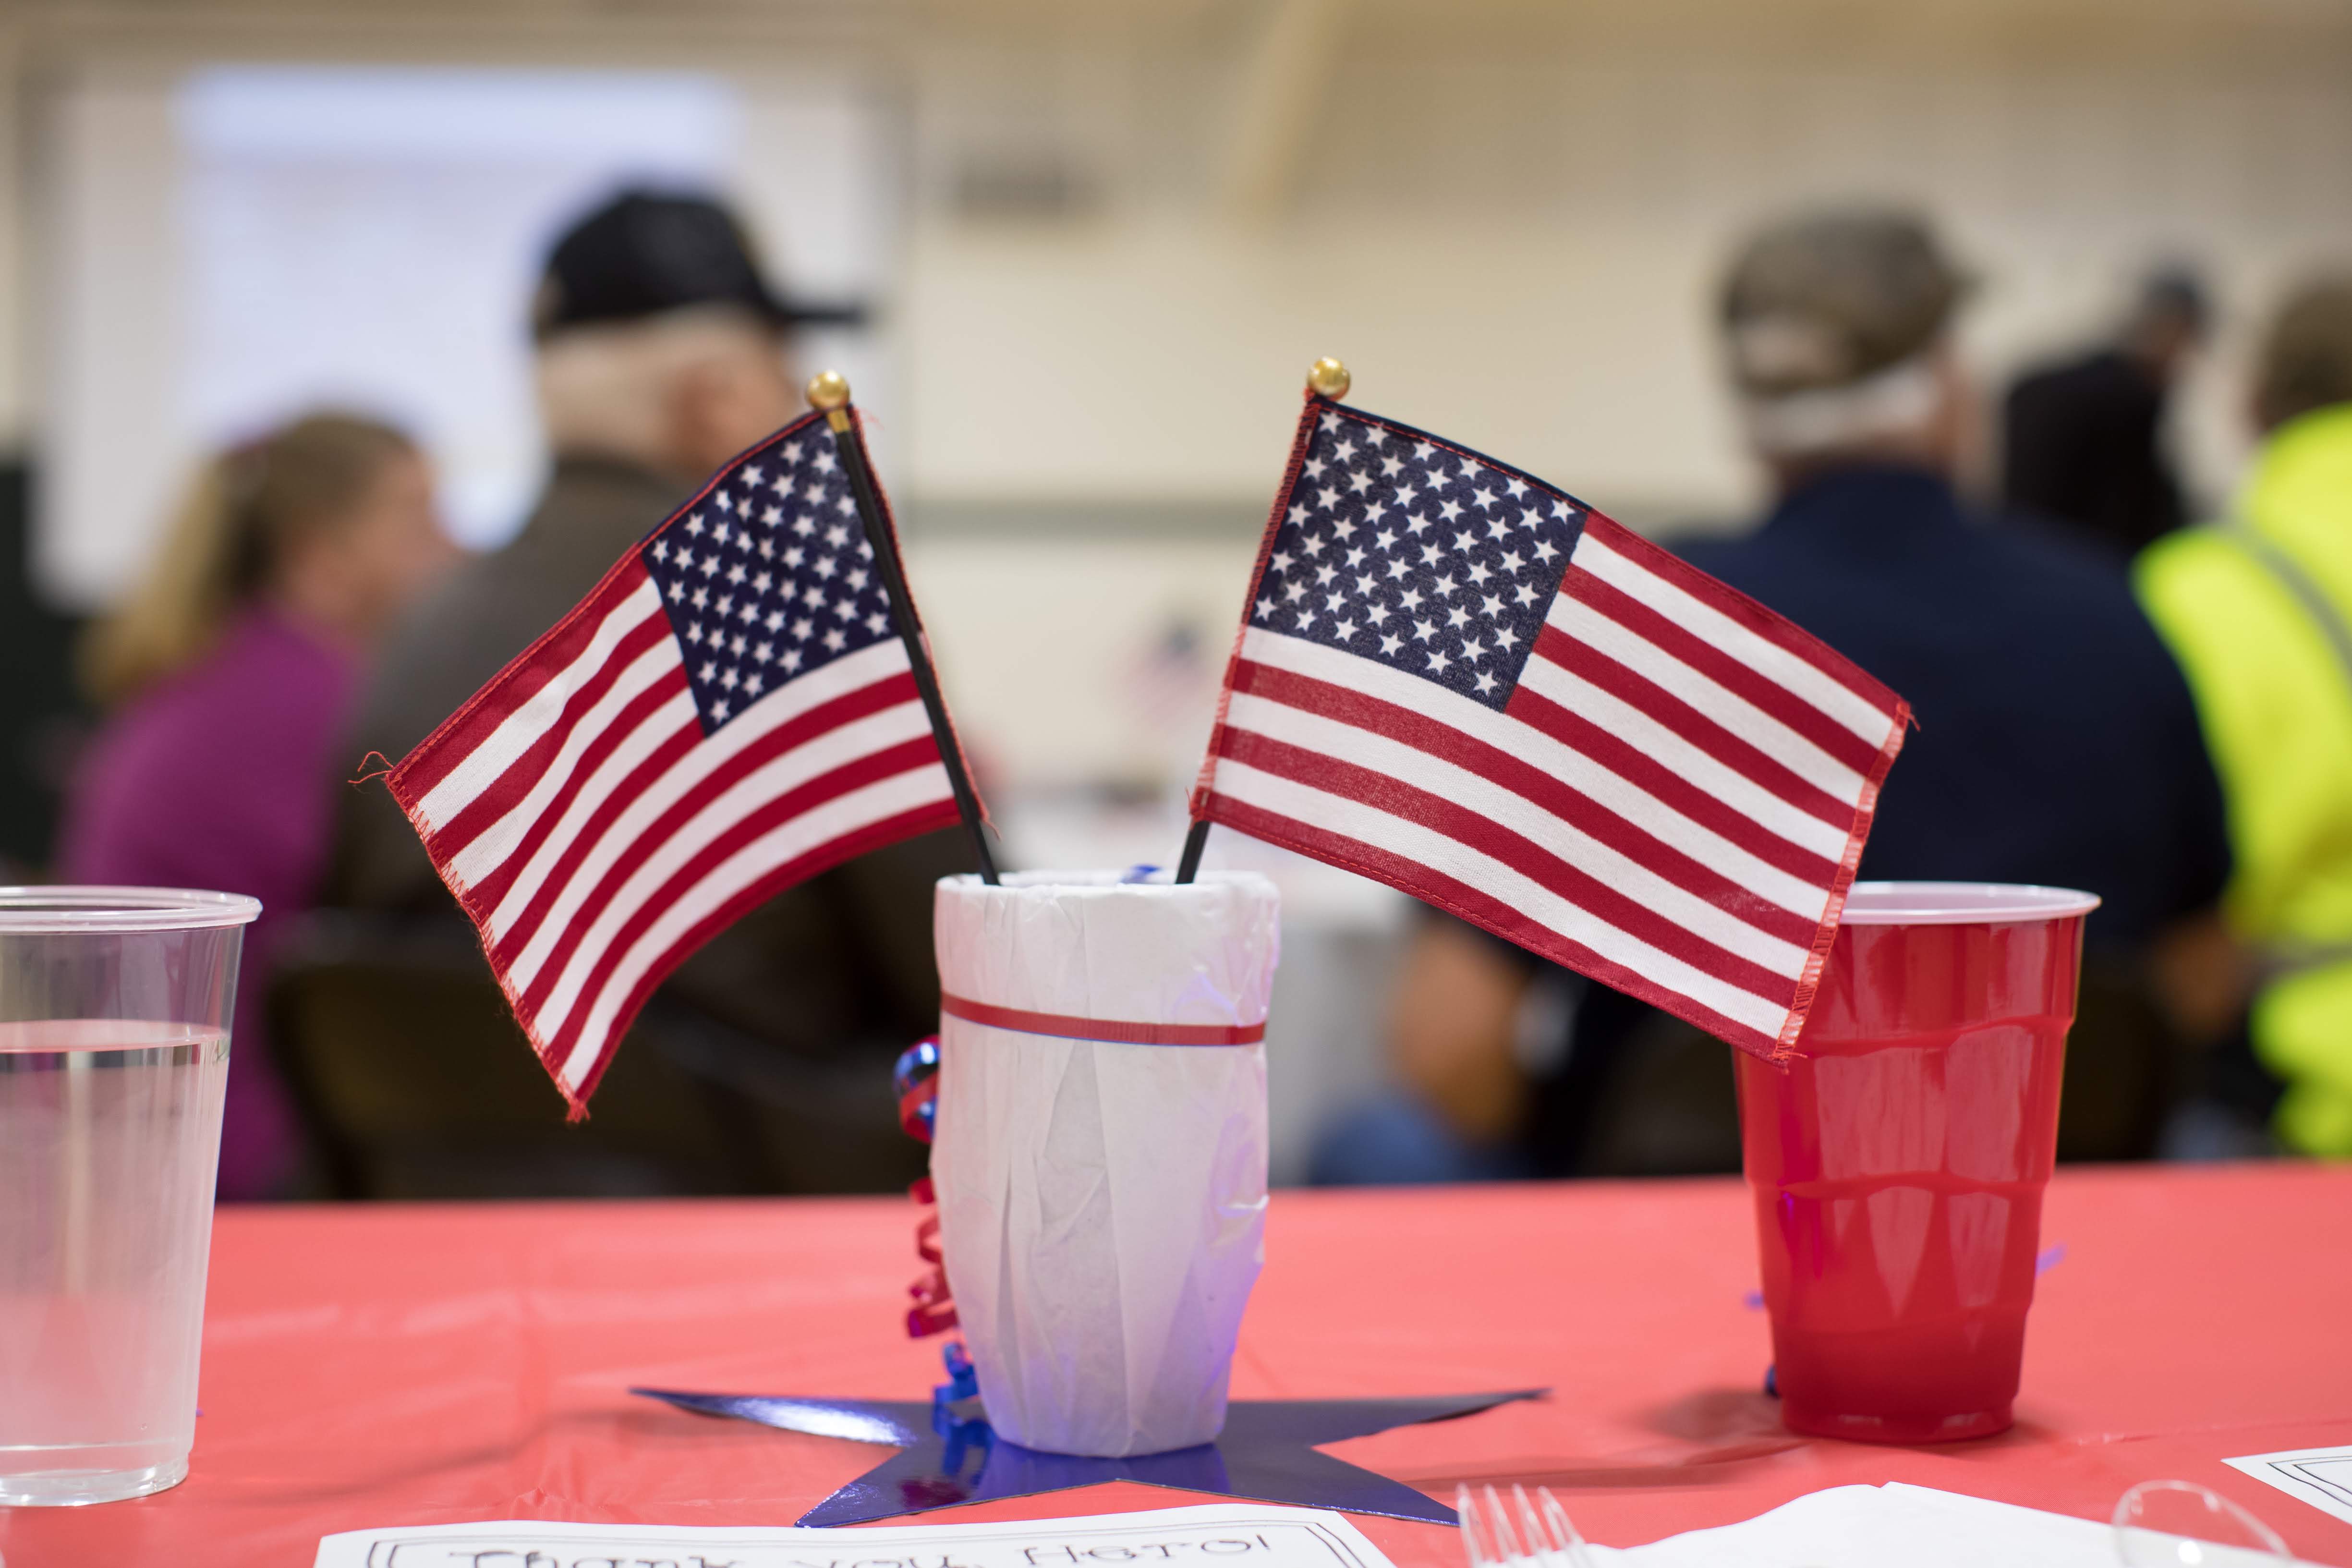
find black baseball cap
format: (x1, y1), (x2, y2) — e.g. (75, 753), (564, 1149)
(532, 189), (865, 340)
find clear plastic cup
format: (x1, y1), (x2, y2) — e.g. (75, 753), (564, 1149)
(2113, 1480), (2291, 1566)
(0, 887), (257, 1505)
(1737, 881), (2098, 1443)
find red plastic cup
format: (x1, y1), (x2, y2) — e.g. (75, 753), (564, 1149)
(1736, 881), (2099, 1444)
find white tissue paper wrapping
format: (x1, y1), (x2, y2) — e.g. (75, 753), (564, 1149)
(931, 870), (1281, 1458)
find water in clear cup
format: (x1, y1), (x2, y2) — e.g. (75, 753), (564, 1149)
(0, 1020), (229, 1506)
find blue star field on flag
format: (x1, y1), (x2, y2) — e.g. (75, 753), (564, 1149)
(1249, 411), (1588, 712)
(639, 432), (894, 735)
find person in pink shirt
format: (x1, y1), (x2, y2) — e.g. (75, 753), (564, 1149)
(60, 413), (455, 1199)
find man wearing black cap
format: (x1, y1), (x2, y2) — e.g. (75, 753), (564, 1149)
(329, 191), (972, 1191)
(348, 193), (845, 792)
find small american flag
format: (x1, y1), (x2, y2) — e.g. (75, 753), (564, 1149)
(1192, 398), (1910, 1058)
(388, 410), (965, 1107)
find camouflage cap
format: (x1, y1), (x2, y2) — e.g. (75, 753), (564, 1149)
(2255, 274), (2352, 431)
(1721, 208), (1969, 397)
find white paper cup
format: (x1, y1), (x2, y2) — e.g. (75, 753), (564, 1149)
(931, 870), (1280, 1457)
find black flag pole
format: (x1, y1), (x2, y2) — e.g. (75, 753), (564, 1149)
(808, 371), (1000, 885)
(1174, 818), (1212, 884)
(1176, 355), (1353, 885)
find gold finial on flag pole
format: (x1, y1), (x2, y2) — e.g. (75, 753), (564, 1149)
(1307, 356), (1351, 400)
(806, 369), (853, 432)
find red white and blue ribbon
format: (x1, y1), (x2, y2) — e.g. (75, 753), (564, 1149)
(893, 1037), (957, 1338)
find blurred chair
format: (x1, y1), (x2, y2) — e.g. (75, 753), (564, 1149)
(267, 912), (921, 1199)
(2052, 959), (2182, 1162)
(1574, 1014), (1745, 1179)
(1572, 965), (2182, 1179)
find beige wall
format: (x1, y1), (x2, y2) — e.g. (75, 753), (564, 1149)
(894, 6), (2352, 783)
(7, 0), (2352, 788)
(9, 1), (2352, 516)
(909, 535), (1255, 793)
(0, 23), (24, 454)
(897, 13), (2352, 526)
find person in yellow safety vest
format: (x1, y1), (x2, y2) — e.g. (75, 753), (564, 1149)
(2137, 275), (2352, 1157)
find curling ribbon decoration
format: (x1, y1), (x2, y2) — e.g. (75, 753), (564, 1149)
(894, 1037), (958, 1338)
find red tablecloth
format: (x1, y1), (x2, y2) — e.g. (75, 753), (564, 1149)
(5, 1164), (2348, 1567)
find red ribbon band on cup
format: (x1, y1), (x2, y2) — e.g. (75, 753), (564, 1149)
(939, 992), (1266, 1046)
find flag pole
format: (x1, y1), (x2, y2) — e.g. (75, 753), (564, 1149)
(809, 371), (1000, 885)
(1173, 818), (1212, 885)
(1176, 355), (1353, 885)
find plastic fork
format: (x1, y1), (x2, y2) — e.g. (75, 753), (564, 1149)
(1456, 1481), (1598, 1568)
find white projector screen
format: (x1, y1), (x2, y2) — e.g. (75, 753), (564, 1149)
(38, 63), (892, 609)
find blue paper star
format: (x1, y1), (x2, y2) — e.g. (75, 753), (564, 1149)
(630, 1387), (1542, 1527)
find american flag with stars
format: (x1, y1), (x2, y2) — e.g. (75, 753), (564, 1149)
(387, 409), (965, 1107)
(1191, 398), (1911, 1058)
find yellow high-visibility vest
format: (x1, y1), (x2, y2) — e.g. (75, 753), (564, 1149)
(2138, 401), (2352, 1156)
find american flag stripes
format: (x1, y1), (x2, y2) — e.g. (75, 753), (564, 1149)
(1191, 398), (1910, 1059)
(388, 410), (966, 1107)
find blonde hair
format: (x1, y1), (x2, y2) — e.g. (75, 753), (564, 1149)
(82, 413), (416, 705)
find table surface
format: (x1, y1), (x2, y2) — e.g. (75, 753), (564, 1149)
(5, 1164), (2348, 1568)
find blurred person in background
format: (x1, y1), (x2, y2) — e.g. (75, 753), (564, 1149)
(1325, 207), (2232, 1185)
(2136, 276), (2352, 1158)
(332, 190), (974, 1192)
(60, 413), (453, 1199)
(2002, 268), (2209, 561)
